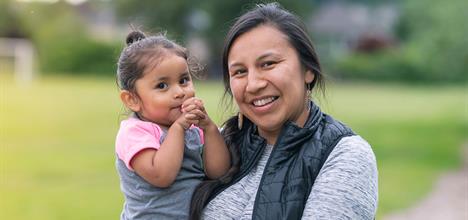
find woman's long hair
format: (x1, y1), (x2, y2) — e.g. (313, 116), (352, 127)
(190, 3), (324, 219)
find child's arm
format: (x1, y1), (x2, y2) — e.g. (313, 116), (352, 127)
(182, 98), (231, 179)
(130, 114), (198, 188)
(201, 122), (231, 179)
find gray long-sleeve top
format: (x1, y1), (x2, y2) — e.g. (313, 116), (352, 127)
(202, 135), (378, 219)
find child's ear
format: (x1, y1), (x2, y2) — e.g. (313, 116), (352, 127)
(120, 90), (141, 112)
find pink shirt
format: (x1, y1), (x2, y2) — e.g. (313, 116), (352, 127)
(115, 117), (204, 171)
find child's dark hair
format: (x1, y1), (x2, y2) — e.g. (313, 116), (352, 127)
(117, 30), (202, 94)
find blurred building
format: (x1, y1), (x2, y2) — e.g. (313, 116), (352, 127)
(309, 2), (399, 60)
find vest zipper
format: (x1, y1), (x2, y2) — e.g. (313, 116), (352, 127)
(251, 126), (287, 219)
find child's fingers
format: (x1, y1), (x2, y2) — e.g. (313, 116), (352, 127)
(182, 97), (198, 107)
(189, 109), (206, 120)
(182, 103), (198, 113)
(185, 119), (199, 126)
(181, 113), (198, 126)
(185, 111), (206, 121)
(184, 113), (199, 120)
(196, 102), (205, 112)
(193, 99), (205, 110)
(182, 97), (203, 107)
(183, 102), (204, 112)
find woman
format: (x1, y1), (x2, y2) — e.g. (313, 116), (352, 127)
(190, 3), (378, 220)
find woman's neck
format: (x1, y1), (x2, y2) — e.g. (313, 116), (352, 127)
(258, 129), (280, 146)
(258, 106), (310, 146)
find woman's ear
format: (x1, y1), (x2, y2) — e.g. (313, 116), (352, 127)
(305, 69), (315, 85)
(120, 90), (141, 112)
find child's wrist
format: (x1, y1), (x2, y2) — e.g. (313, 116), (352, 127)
(172, 121), (188, 131)
(202, 122), (218, 132)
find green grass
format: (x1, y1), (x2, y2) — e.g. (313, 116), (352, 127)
(1, 74), (466, 219)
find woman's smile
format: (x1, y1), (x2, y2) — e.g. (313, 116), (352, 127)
(248, 96), (279, 114)
(228, 25), (314, 142)
(251, 96), (278, 107)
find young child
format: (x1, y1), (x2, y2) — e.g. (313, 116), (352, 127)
(115, 30), (231, 219)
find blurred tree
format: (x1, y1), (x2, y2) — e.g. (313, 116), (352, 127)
(115, 0), (314, 39)
(0, 0), (30, 38)
(12, 1), (118, 75)
(395, 0), (467, 82)
(114, 0), (315, 76)
(334, 0), (467, 83)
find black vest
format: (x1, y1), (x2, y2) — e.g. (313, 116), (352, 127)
(211, 102), (354, 219)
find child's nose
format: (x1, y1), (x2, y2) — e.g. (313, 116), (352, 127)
(173, 86), (185, 99)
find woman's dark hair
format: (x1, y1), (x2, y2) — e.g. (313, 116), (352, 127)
(190, 3), (324, 219)
(117, 30), (202, 94)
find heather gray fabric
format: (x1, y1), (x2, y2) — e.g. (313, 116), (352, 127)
(202, 135), (378, 220)
(116, 127), (205, 220)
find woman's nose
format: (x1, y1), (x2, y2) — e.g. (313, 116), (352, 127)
(245, 70), (267, 93)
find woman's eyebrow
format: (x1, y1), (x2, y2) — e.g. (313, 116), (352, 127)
(228, 62), (243, 69)
(256, 52), (280, 61)
(229, 52), (280, 68)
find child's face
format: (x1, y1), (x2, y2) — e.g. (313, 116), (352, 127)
(134, 53), (195, 127)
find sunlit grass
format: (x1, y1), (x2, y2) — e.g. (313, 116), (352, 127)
(1, 74), (466, 219)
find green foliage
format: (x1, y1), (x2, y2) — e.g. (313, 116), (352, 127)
(0, 0), (30, 38)
(8, 1), (119, 75)
(38, 37), (119, 75)
(335, 50), (424, 82)
(114, 0), (315, 68)
(333, 0), (467, 83)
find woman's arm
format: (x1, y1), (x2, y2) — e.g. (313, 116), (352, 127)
(302, 136), (378, 220)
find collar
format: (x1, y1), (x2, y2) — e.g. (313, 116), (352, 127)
(240, 101), (323, 169)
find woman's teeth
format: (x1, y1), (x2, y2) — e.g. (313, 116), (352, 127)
(253, 97), (277, 107)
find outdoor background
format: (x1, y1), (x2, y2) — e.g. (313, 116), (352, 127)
(1, 0), (466, 219)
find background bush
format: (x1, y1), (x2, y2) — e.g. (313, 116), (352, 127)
(332, 0), (467, 83)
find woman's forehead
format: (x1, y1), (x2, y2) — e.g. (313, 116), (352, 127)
(228, 25), (292, 63)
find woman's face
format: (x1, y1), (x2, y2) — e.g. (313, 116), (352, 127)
(228, 25), (314, 144)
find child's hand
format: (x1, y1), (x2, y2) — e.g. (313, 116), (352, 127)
(173, 100), (201, 130)
(181, 97), (215, 130)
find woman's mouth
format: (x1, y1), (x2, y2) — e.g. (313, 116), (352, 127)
(252, 96), (278, 107)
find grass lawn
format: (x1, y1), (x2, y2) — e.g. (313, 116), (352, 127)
(1, 74), (466, 219)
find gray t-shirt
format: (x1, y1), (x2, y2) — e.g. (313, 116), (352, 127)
(116, 127), (205, 220)
(202, 135), (378, 219)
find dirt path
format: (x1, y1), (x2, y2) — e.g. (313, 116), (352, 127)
(383, 145), (468, 220)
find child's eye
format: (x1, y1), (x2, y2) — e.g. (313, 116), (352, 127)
(156, 83), (168, 89)
(180, 77), (190, 85)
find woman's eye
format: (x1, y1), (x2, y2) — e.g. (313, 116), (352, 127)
(233, 69), (246, 76)
(156, 83), (168, 89)
(261, 61), (276, 68)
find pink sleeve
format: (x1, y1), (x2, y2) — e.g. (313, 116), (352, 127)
(191, 125), (204, 145)
(115, 119), (163, 171)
